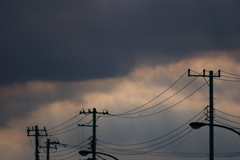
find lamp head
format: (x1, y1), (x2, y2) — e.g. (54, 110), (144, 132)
(189, 122), (206, 129)
(79, 150), (91, 156)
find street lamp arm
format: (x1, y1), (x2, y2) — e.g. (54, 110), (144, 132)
(190, 122), (240, 136)
(209, 123), (240, 136)
(95, 151), (118, 160)
(79, 150), (118, 160)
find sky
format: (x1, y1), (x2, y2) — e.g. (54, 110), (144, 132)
(1, 1), (240, 160)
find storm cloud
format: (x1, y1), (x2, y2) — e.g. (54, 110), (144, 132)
(1, 1), (240, 84)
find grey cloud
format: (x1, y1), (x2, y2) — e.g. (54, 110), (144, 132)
(1, 1), (240, 84)
(0, 80), (117, 128)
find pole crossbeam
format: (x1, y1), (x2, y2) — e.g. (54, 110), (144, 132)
(188, 69), (221, 78)
(188, 69), (220, 160)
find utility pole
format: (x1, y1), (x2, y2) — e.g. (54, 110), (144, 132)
(27, 125), (48, 160)
(188, 69), (220, 160)
(92, 108), (97, 160)
(40, 138), (58, 160)
(46, 139), (50, 160)
(79, 108), (109, 160)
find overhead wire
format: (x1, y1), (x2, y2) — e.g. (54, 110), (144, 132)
(98, 129), (194, 156)
(50, 126), (79, 136)
(215, 78), (240, 82)
(28, 136), (35, 151)
(135, 129), (192, 156)
(215, 115), (240, 125)
(98, 109), (206, 147)
(51, 153), (79, 160)
(97, 126), (192, 153)
(52, 138), (90, 153)
(97, 110), (206, 156)
(50, 145), (86, 158)
(215, 120), (240, 129)
(98, 117), (207, 157)
(221, 75), (240, 80)
(48, 115), (88, 135)
(112, 80), (207, 118)
(97, 147), (213, 157)
(162, 119), (209, 160)
(117, 75), (199, 116)
(215, 109), (240, 119)
(96, 69), (208, 157)
(165, 130), (192, 160)
(149, 125), (207, 160)
(221, 70), (240, 77)
(48, 114), (80, 131)
(49, 143), (90, 160)
(115, 71), (188, 116)
(215, 70), (240, 82)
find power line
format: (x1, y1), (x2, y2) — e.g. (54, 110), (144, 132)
(97, 111), (206, 157)
(215, 78), (240, 82)
(98, 129), (193, 156)
(215, 120), (240, 129)
(48, 115), (88, 135)
(98, 126), (191, 152)
(221, 75), (240, 80)
(98, 109), (205, 147)
(112, 81), (207, 118)
(215, 70), (240, 82)
(215, 115), (240, 125)
(50, 126), (79, 136)
(48, 114), (79, 131)
(52, 139), (90, 153)
(116, 71), (188, 116)
(221, 70), (240, 77)
(50, 146), (83, 157)
(215, 109), (240, 118)
(51, 153), (79, 160)
(118, 74), (199, 116)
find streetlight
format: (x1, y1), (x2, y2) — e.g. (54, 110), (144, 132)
(79, 150), (118, 160)
(189, 122), (240, 136)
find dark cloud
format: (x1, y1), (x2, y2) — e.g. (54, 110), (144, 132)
(1, 1), (240, 84)
(0, 79), (118, 128)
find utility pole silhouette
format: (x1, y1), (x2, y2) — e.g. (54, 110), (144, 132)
(79, 108), (109, 160)
(46, 139), (51, 160)
(40, 138), (58, 160)
(188, 69), (220, 160)
(27, 125), (48, 160)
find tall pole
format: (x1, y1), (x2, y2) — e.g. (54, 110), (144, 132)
(46, 139), (50, 160)
(79, 108), (109, 160)
(35, 126), (40, 160)
(92, 108), (97, 160)
(27, 125), (48, 160)
(41, 138), (58, 160)
(188, 69), (220, 160)
(209, 71), (214, 160)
